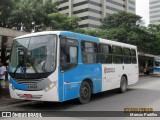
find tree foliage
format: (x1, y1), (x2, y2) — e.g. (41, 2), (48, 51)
(0, 0), (80, 32)
(147, 24), (160, 34)
(0, 0), (15, 28)
(48, 13), (80, 31)
(100, 12), (160, 55)
(74, 28), (107, 38)
(1, 1), (160, 55)
(101, 11), (142, 29)
(74, 12), (160, 55)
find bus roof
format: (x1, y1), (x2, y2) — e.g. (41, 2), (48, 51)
(15, 31), (61, 39)
(15, 31), (137, 49)
(100, 39), (137, 49)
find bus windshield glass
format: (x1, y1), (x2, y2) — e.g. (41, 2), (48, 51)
(9, 35), (56, 73)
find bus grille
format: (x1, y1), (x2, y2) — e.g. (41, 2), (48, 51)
(14, 78), (44, 85)
(12, 78), (51, 91)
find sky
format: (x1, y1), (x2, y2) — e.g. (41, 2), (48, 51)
(136, 0), (149, 26)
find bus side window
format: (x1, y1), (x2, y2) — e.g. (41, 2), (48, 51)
(131, 49), (137, 64)
(112, 46), (123, 64)
(81, 41), (98, 64)
(123, 48), (131, 64)
(60, 38), (78, 72)
(99, 44), (112, 64)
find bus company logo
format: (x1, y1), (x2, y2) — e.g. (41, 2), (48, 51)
(104, 67), (115, 73)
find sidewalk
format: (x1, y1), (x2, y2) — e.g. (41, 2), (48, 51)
(139, 72), (160, 78)
(0, 81), (27, 107)
(139, 72), (153, 77)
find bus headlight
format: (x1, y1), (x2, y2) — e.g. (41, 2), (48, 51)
(9, 83), (12, 87)
(45, 82), (57, 92)
(9, 83), (15, 90)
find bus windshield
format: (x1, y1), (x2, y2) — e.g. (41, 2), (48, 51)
(9, 35), (57, 74)
(155, 59), (160, 67)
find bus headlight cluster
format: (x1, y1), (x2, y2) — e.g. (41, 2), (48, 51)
(9, 83), (15, 90)
(45, 82), (57, 92)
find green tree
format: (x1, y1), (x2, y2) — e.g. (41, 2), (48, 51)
(147, 24), (160, 34)
(101, 11), (142, 29)
(0, 0), (15, 28)
(101, 11), (160, 54)
(0, 0), (80, 32)
(48, 13), (80, 31)
(74, 28), (107, 38)
(105, 27), (128, 42)
(11, 0), (60, 31)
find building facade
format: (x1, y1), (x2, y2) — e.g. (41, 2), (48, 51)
(150, 0), (160, 24)
(0, 27), (28, 63)
(54, 0), (136, 28)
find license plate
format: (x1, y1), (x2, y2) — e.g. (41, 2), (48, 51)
(24, 94), (32, 99)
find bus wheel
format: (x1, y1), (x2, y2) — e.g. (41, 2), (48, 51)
(120, 76), (127, 93)
(79, 81), (91, 104)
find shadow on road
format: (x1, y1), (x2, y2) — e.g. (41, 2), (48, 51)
(2, 76), (160, 112)
(13, 88), (137, 111)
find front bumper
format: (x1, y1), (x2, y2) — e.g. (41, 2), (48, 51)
(9, 85), (59, 102)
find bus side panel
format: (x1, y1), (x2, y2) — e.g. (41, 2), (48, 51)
(153, 67), (160, 74)
(129, 50), (139, 85)
(58, 31), (76, 102)
(99, 39), (139, 91)
(153, 57), (160, 74)
(101, 64), (121, 91)
(58, 32), (102, 101)
(58, 64), (102, 102)
(75, 33), (102, 94)
(78, 64), (102, 94)
(58, 68), (64, 102)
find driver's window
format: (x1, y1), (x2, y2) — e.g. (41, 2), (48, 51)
(60, 37), (78, 72)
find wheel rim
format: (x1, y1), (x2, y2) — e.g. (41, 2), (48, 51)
(79, 82), (91, 103)
(81, 86), (89, 99)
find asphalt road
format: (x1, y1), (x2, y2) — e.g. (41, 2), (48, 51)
(1, 76), (160, 120)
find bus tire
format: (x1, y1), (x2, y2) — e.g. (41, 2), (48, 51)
(120, 76), (127, 93)
(78, 81), (91, 104)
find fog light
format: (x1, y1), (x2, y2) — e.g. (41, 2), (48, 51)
(45, 87), (49, 92)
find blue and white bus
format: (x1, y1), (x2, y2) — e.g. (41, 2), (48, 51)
(9, 31), (139, 103)
(153, 57), (160, 74)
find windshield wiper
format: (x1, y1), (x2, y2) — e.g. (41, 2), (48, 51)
(14, 64), (20, 74)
